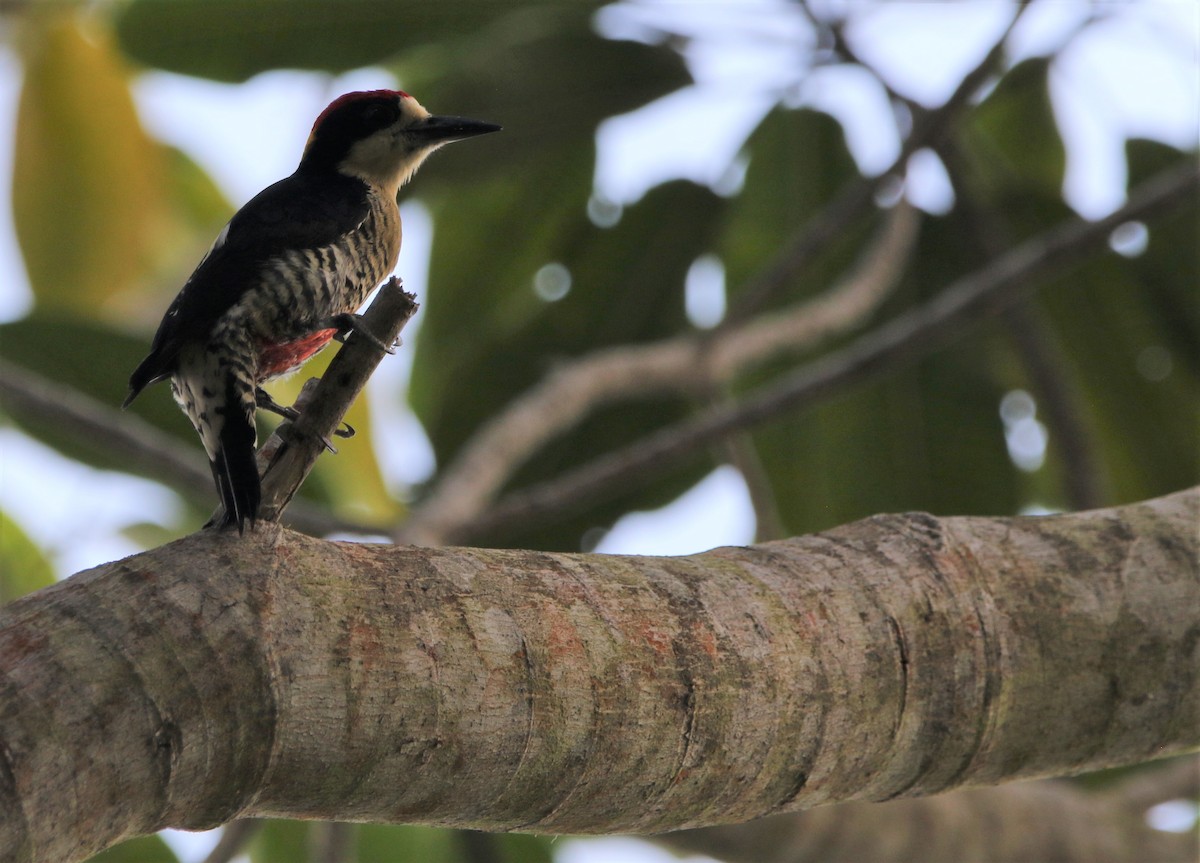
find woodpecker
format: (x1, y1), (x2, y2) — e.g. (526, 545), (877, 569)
(124, 90), (499, 532)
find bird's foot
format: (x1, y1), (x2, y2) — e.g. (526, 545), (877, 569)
(255, 388), (300, 421)
(256, 387), (352, 452)
(326, 313), (397, 354)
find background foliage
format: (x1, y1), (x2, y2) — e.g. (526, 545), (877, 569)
(0, 0), (1196, 861)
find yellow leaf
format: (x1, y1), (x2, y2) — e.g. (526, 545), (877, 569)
(0, 510), (56, 602)
(13, 14), (170, 320)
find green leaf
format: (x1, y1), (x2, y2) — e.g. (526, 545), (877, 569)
(720, 98), (1029, 531)
(0, 315), (356, 524)
(355, 825), (554, 863)
(961, 57), (1065, 203)
(493, 833), (555, 863)
(1035, 142), (1199, 505)
(1123, 139), (1200, 376)
(86, 834), (179, 863)
(0, 315), (204, 527)
(126, 144), (235, 322)
(0, 315), (197, 469)
(120, 521), (186, 551)
(720, 106), (866, 302)
(751, 208), (1022, 533)
(0, 510), (55, 602)
(249, 820), (308, 863)
(410, 149), (595, 441)
(8, 12), (228, 324)
(754, 345), (1020, 534)
(250, 822), (552, 863)
(114, 0), (572, 84)
(398, 10), (692, 185)
(13, 15), (232, 326)
(356, 824), (461, 863)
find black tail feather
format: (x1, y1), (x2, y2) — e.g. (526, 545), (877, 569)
(210, 455), (259, 533)
(123, 349), (172, 409)
(210, 379), (261, 533)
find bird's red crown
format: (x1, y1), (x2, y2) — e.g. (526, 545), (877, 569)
(310, 89), (410, 135)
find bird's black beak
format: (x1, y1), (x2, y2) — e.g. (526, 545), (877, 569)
(414, 115), (502, 144)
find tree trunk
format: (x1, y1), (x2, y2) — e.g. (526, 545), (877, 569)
(1, 488), (1195, 863)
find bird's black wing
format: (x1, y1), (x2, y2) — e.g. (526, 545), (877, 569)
(125, 171), (372, 404)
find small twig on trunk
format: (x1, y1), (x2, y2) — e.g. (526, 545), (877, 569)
(258, 278), (417, 524)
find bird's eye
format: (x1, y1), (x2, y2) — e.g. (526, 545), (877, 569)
(362, 103), (394, 125)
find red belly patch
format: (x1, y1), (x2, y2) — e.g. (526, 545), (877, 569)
(258, 328), (338, 379)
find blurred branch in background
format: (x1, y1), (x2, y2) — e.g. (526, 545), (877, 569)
(1115, 755), (1200, 814)
(398, 200), (920, 546)
(657, 758), (1200, 863)
(0, 356), (213, 500)
(0, 357), (377, 537)
(200, 820), (261, 863)
(309, 822), (354, 863)
(462, 161), (1199, 544)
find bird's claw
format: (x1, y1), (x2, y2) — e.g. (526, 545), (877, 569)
(316, 419), (354, 451)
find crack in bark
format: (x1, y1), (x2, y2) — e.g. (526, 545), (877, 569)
(940, 541), (1004, 791)
(675, 674), (699, 786)
(887, 612), (911, 711)
(500, 632), (538, 809)
(773, 770), (810, 810)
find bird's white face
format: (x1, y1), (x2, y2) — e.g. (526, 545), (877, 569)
(337, 94), (438, 194)
(304, 90), (498, 194)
